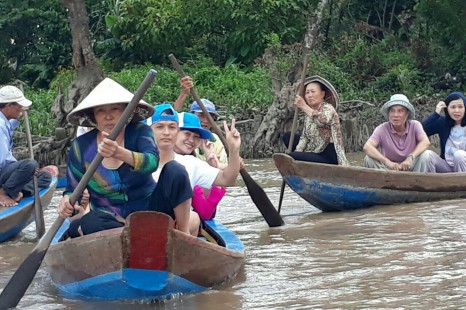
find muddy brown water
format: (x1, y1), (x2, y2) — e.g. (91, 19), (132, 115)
(1, 154), (466, 309)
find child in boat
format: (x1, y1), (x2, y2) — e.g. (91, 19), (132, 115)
(282, 76), (348, 166)
(147, 104), (241, 226)
(363, 94), (435, 172)
(422, 92), (466, 172)
(57, 78), (194, 237)
(0, 85), (56, 208)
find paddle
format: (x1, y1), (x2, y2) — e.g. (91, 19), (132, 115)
(0, 69), (157, 309)
(23, 109), (45, 239)
(277, 52), (310, 214)
(168, 54), (284, 227)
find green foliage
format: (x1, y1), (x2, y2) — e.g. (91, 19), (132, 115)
(106, 62), (272, 117)
(14, 88), (57, 136)
(1, 0), (466, 140)
(0, 0), (71, 87)
(177, 0), (311, 65)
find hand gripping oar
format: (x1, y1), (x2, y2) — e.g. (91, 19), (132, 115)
(277, 53), (310, 214)
(23, 109), (45, 239)
(168, 54), (284, 227)
(0, 69), (157, 309)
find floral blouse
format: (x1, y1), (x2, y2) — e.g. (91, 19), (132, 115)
(296, 102), (349, 166)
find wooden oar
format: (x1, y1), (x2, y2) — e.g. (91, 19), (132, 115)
(168, 54), (284, 227)
(23, 109), (45, 239)
(277, 53), (310, 214)
(0, 69), (157, 309)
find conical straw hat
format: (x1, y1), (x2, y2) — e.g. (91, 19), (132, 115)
(304, 75), (340, 111)
(67, 78), (154, 127)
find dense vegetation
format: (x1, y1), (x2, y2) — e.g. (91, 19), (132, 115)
(1, 0), (465, 136)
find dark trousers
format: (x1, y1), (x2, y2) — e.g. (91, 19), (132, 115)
(282, 131), (338, 165)
(68, 160), (193, 238)
(149, 160), (193, 220)
(0, 159), (52, 198)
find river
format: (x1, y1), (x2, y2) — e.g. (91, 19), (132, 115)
(1, 154), (466, 309)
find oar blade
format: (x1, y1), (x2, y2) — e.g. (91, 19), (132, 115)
(0, 217), (64, 309)
(240, 170), (284, 227)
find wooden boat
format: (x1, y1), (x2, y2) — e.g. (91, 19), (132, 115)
(44, 211), (245, 300)
(0, 177), (57, 242)
(273, 153), (466, 212)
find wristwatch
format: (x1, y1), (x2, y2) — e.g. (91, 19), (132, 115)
(408, 153), (415, 161)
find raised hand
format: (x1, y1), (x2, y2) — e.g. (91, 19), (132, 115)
(294, 95), (308, 110)
(223, 119), (241, 153)
(435, 101), (447, 114)
(180, 76), (193, 94)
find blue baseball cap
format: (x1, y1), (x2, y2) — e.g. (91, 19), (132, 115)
(144, 103), (178, 126)
(178, 112), (212, 139)
(189, 99), (219, 117)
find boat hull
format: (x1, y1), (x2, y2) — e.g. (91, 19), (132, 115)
(45, 211), (244, 300)
(0, 177), (57, 242)
(273, 153), (466, 212)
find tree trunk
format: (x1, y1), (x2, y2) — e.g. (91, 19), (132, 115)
(13, 0), (104, 174)
(252, 0), (331, 157)
(53, 0), (104, 136)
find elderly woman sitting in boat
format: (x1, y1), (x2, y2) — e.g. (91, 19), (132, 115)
(363, 94), (435, 172)
(422, 92), (466, 172)
(57, 78), (194, 237)
(282, 76), (348, 166)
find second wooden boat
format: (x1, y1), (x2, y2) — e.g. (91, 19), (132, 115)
(0, 177), (57, 243)
(273, 153), (466, 212)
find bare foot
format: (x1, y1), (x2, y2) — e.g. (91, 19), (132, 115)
(13, 191), (23, 202)
(0, 193), (19, 207)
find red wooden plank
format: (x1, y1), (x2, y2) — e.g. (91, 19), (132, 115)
(127, 212), (174, 270)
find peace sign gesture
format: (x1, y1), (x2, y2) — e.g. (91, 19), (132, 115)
(224, 119), (241, 154)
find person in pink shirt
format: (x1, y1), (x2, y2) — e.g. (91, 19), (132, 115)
(363, 94), (435, 172)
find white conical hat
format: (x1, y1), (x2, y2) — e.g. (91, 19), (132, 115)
(67, 78), (154, 127)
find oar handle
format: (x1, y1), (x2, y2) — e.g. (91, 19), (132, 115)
(168, 54), (230, 154)
(67, 69), (157, 206)
(23, 111), (34, 159)
(287, 53), (310, 153)
(23, 109), (45, 238)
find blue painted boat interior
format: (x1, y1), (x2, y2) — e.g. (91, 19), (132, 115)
(0, 177), (57, 219)
(57, 268), (206, 300)
(0, 177), (57, 242)
(205, 219), (245, 252)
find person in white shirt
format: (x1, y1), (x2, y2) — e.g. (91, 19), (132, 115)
(147, 104), (241, 233)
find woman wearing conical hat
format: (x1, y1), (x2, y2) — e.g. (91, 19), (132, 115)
(56, 78), (166, 236)
(283, 76), (349, 166)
